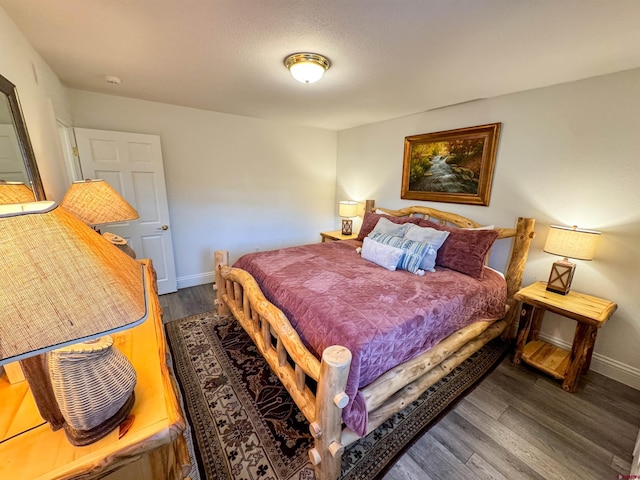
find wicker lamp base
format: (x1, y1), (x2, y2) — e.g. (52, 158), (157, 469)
(48, 336), (138, 445)
(102, 232), (137, 259)
(63, 392), (135, 446)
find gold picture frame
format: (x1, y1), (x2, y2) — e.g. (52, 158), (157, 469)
(401, 123), (501, 206)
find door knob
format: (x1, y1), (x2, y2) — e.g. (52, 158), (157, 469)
(160, 224), (169, 231)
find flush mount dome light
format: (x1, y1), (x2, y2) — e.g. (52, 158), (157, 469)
(284, 53), (330, 84)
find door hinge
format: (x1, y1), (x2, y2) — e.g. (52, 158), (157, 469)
(72, 146), (79, 157)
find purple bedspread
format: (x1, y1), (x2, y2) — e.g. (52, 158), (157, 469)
(233, 239), (506, 436)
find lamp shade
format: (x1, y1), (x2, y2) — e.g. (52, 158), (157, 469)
(543, 225), (600, 260)
(0, 181), (34, 204)
(0, 201), (148, 365)
(339, 200), (358, 218)
(60, 179), (139, 226)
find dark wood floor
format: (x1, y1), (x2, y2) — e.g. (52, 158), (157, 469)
(161, 284), (640, 480)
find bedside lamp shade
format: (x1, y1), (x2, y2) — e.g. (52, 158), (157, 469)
(0, 181), (34, 204)
(543, 225), (600, 295)
(339, 200), (358, 236)
(0, 201), (148, 445)
(61, 179), (139, 258)
(60, 179), (138, 225)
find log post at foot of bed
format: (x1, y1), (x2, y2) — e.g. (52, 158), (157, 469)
(214, 250), (230, 316)
(309, 345), (352, 480)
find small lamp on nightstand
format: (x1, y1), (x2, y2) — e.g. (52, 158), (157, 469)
(543, 225), (601, 295)
(61, 179), (139, 257)
(339, 200), (358, 236)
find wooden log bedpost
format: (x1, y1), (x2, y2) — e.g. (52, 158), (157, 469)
(309, 345), (352, 480)
(364, 199), (375, 215)
(214, 250), (230, 316)
(502, 217), (536, 339)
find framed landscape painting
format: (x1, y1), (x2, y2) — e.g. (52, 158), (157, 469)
(401, 122), (501, 206)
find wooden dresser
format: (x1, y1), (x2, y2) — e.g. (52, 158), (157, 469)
(0, 259), (191, 480)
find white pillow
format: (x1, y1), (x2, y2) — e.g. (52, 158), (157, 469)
(417, 243), (438, 273)
(403, 224), (449, 247)
(369, 217), (412, 237)
(403, 224), (450, 272)
(361, 237), (404, 271)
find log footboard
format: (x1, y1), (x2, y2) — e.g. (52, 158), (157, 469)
(214, 251), (350, 480)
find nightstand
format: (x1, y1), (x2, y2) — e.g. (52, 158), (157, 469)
(513, 281), (617, 392)
(320, 230), (358, 242)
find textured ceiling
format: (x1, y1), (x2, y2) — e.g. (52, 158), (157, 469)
(2, 0), (640, 130)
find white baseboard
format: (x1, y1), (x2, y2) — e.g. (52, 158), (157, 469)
(538, 332), (640, 391)
(176, 271), (215, 289)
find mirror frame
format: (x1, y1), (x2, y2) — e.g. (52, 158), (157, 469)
(0, 73), (46, 200)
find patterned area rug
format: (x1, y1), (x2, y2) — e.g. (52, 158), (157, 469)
(165, 310), (509, 480)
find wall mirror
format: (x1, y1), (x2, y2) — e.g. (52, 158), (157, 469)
(0, 73), (45, 200)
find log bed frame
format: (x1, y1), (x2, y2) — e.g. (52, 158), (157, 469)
(214, 202), (535, 480)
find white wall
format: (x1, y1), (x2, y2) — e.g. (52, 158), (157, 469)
(337, 68), (640, 388)
(0, 7), (71, 200)
(69, 90), (338, 288)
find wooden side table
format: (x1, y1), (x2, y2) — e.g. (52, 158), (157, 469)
(320, 230), (358, 242)
(513, 281), (617, 392)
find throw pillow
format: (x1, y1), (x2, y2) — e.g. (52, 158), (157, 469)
(369, 232), (430, 275)
(357, 212), (421, 241)
(360, 237), (404, 271)
(369, 217), (413, 237)
(418, 219), (500, 279)
(403, 224), (450, 272)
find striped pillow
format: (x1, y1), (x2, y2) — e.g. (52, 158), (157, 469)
(368, 232), (430, 275)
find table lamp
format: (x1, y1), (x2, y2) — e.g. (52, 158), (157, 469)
(339, 200), (358, 236)
(61, 179), (139, 257)
(0, 181), (34, 203)
(0, 201), (148, 445)
(543, 225), (600, 295)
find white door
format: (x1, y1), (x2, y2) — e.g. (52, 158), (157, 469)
(0, 124), (29, 183)
(74, 128), (177, 294)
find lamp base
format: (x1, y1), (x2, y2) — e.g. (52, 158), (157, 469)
(102, 232), (136, 258)
(48, 336), (138, 445)
(341, 219), (353, 236)
(546, 258), (576, 295)
(63, 392), (135, 446)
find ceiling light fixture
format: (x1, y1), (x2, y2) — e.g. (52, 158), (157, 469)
(284, 53), (330, 84)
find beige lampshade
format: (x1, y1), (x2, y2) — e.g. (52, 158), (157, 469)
(339, 200), (358, 218)
(0, 201), (148, 365)
(543, 225), (601, 260)
(60, 179), (139, 225)
(0, 181), (34, 204)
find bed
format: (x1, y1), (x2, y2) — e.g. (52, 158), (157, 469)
(214, 202), (535, 480)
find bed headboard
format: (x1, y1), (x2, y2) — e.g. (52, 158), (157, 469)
(364, 200), (536, 337)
